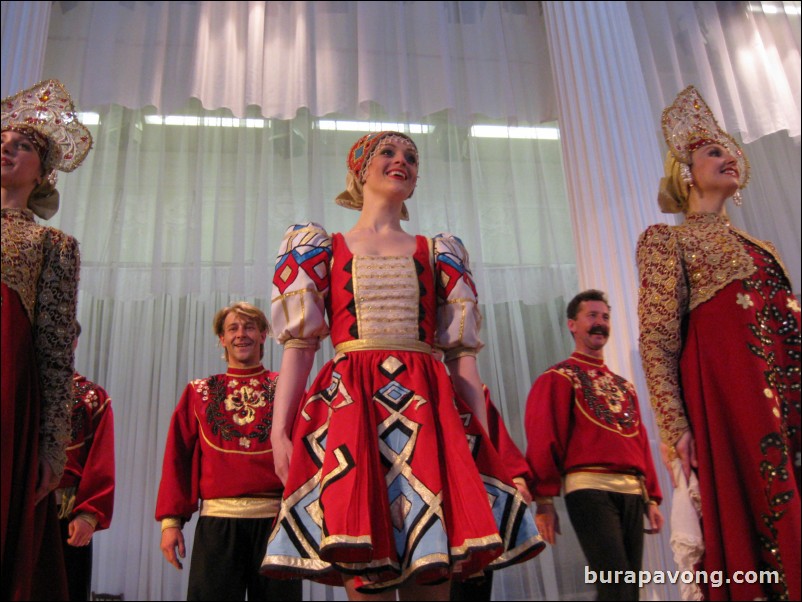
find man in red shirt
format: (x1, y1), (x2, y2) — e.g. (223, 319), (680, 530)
(525, 290), (663, 600)
(55, 321), (115, 601)
(156, 302), (301, 601)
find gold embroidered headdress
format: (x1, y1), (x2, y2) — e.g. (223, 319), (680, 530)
(2, 79), (93, 219)
(658, 85), (749, 213)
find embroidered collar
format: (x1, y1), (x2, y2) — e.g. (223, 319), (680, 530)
(1, 206), (35, 221)
(570, 352), (605, 368)
(225, 365), (267, 378)
(684, 212), (731, 227)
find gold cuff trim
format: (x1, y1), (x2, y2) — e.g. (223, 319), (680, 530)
(564, 470), (643, 497)
(199, 496), (281, 519)
(284, 338), (320, 350)
(161, 517), (183, 532)
(75, 512), (98, 529)
(443, 348), (478, 362)
(334, 339), (433, 355)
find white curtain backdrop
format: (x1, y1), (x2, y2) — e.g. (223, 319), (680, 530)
(1, 1), (799, 600)
(43, 0), (556, 124)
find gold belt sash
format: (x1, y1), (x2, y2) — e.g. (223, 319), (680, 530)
(199, 496), (281, 519)
(564, 470), (647, 500)
(334, 338), (433, 354)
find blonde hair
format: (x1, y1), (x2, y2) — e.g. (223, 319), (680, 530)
(213, 302), (270, 361)
(657, 152), (691, 214)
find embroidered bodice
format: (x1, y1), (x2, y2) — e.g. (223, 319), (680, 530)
(636, 212), (794, 445)
(271, 223), (482, 360)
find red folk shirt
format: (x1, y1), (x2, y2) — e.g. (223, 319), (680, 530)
(155, 366), (282, 522)
(484, 386), (532, 484)
(57, 373), (115, 531)
(524, 352), (661, 502)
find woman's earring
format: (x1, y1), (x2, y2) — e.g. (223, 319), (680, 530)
(732, 190), (743, 206)
(680, 163), (693, 187)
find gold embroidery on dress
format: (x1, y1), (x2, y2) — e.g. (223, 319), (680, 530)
(636, 213), (789, 445)
(2, 208), (79, 476)
(352, 255), (420, 341)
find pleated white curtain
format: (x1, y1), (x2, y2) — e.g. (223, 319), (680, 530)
(43, 0), (556, 123)
(36, 2), (585, 600)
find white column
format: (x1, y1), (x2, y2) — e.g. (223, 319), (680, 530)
(543, 2), (678, 599)
(1, 0), (52, 97)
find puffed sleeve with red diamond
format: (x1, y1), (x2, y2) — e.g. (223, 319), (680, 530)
(433, 233), (483, 361)
(271, 223), (332, 350)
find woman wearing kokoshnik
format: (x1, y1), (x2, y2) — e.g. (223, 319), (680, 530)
(637, 85), (800, 601)
(2, 79), (92, 600)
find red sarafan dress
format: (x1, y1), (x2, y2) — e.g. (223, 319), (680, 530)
(638, 213), (801, 601)
(261, 223), (543, 591)
(2, 207), (77, 600)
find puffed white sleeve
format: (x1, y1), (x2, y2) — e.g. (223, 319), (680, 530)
(433, 233), (483, 361)
(271, 223), (332, 350)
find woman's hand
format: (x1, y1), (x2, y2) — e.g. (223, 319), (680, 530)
(271, 430), (294, 485)
(662, 430), (697, 487)
(270, 346), (317, 485)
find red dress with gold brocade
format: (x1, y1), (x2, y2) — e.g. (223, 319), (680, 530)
(638, 213), (801, 601)
(261, 224), (543, 591)
(2, 207), (78, 600)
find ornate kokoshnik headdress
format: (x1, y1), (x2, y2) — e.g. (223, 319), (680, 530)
(658, 85), (750, 213)
(2, 79), (93, 219)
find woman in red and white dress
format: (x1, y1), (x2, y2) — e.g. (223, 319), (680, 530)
(261, 131), (543, 600)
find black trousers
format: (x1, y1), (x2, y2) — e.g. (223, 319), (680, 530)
(187, 516), (302, 602)
(59, 518), (93, 601)
(565, 489), (645, 601)
(450, 572), (494, 601)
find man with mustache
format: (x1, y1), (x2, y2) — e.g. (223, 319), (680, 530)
(524, 290), (663, 600)
(155, 302), (300, 601)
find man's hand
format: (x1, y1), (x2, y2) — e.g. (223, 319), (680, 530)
(160, 527), (186, 570)
(34, 458), (60, 504)
(535, 502), (560, 545)
(67, 516), (95, 547)
(645, 503), (664, 534)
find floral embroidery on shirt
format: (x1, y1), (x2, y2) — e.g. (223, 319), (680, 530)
(788, 298), (800, 313)
(736, 292), (753, 309)
(590, 371), (626, 413)
(225, 386), (267, 426)
(556, 362), (640, 434)
(239, 437), (251, 449)
(202, 374), (275, 443)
